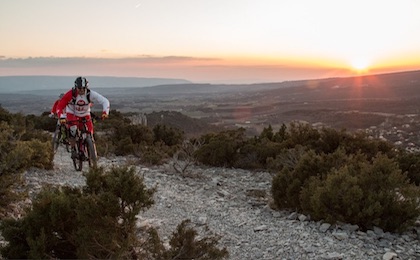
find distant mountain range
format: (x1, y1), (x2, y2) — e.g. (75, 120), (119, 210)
(0, 76), (191, 94)
(1, 70), (420, 118)
(2, 70), (420, 99)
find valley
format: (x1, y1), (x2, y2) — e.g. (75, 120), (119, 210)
(1, 70), (420, 151)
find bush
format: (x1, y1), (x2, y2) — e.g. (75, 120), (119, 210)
(114, 124), (154, 146)
(195, 128), (247, 167)
(111, 124), (154, 157)
(153, 124), (184, 147)
(0, 119), (54, 219)
(138, 143), (168, 165)
(340, 131), (395, 160)
(396, 150), (420, 185)
(162, 219), (229, 259)
(2, 139), (53, 173)
(0, 172), (24, 219)
(0, 166), (154, 259)
(272, 150), (420, 232)
(27, 113), (56, 132)
(272, 148), (343, 208)
(235, 137), (284, 170)
(283, 121), (321, 149)
(0, 166), (228, 259)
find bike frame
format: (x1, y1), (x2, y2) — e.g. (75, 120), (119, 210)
(67, 117), (97, 171)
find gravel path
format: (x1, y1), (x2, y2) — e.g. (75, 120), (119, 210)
(20, 146), (420, 259)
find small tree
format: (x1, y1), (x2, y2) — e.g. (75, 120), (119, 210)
(195, 128), (246, 167)
(172, 139), (202, 175)
(0, 166), (155, 259)
(288, 152), (420, 232)
(0, 120), (53, 219)
(1, 166), (229, 259)
(163, 220), (229, 259)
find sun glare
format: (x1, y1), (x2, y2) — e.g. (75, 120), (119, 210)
(350, 58), (370, 72)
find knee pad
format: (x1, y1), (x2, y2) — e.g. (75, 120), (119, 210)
(70, 125), (78, 137)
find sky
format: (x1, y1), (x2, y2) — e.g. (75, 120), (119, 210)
(1, 0), (420, 84)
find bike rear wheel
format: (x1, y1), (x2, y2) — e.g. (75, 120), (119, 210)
(86, 135), (97, 168)
(61, 126), (70, 153)
(52, 127), (61, 154)
(65, 142), (70, 153)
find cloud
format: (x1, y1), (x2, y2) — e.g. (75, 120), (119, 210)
(0, 56), (220, 68)
(0, 56), (232, 82)
(0, 55), (370, 83)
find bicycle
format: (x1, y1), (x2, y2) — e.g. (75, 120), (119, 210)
(67, 117), (98, 171)
(52, 116), (70, 154)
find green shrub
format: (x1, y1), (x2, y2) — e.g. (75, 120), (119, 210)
(195, 128), (246, 167)
(139, 144), (168, 165)
(396, 151), (420, 185)
(27, 139), (54, 170)
(259, 124), (274, 141)
(93, 109), (131, 133)
(0, 166), (229, 259)
(296, 155), (420, 231)
(340, 131), (395, 160)
(316, 127), (348, 154)
(114, 124), (154, 146)
(0, 172), (25, 219)
(114, 136), (135, 156)
(271, 148), (342, 210)
(1, 186), (82, 259)
(94, 134), (114, 157)
(2, 139), (53, 173)
(27, 113), (56, 132)
(283, 121), (321, 149)
(300, 166), (365, 226)
(0, 105), (13, 123)
(266, 145), (306, 173)
(235, 139), (283, 170)
(271, 167), (304, 210)
(21, 128), (52, 143)
(0, 166), (154, 259)
(153, 124), (184, 147)
(273, 123), (288, 143)
(77, 166), (156, 259)
(163, 219), (229, 259)
(0, 121), (29, 218)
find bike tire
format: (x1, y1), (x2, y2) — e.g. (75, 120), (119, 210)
(72, 146), (82, 171)
(61, 126), (70, 153)
(86, 135), (97, 168)
(52, 128), (61, 154)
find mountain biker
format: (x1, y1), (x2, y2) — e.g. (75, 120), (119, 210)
(49, 93), (64, 118)
(56, 76), (110, 157)
(49, 93), (69, 144)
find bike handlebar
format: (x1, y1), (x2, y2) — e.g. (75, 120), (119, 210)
(65, 118), (93, 123)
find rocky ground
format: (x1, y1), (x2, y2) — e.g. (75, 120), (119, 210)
(6, 147), (420, 259)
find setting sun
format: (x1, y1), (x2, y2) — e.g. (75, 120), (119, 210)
(350, 58), (371, 72)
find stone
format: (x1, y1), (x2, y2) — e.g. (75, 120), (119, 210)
(320, 223), (331, 233)
(382, 251), (398, 260)
(6, 147), (419, 260)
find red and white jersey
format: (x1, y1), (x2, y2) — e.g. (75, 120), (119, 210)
(56, 89), (110, 118)
(67, 93), (91, 117)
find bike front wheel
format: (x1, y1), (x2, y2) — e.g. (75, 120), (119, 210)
(85, 135), (97, 168)
(72, 145), (83, 171)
